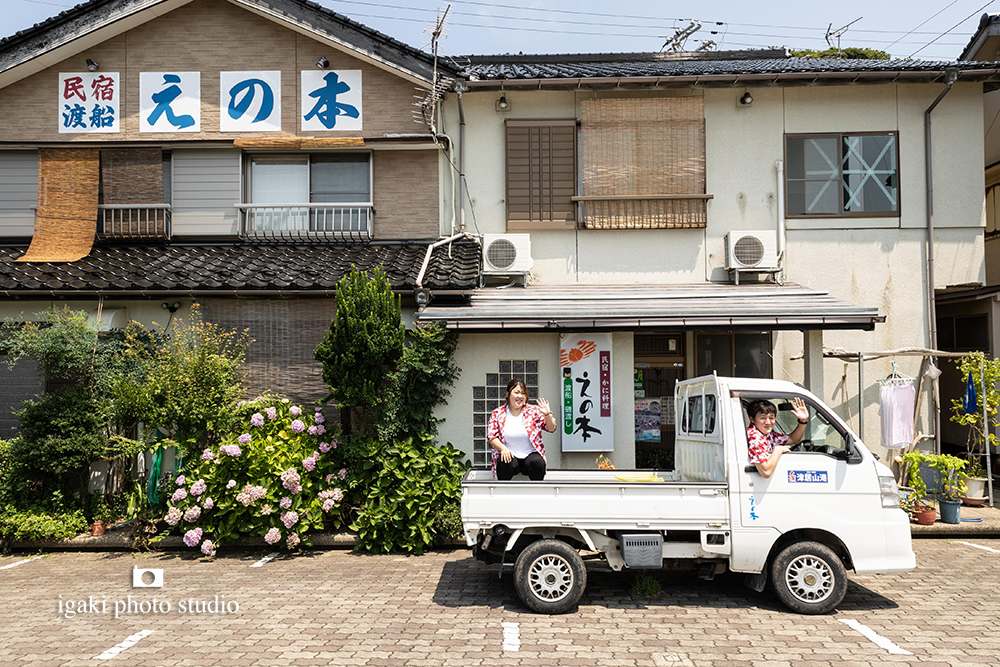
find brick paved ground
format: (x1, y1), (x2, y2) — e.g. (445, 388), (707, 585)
(0, 539), (997, 666)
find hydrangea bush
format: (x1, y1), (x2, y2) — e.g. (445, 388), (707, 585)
(161, 397), (345, 554)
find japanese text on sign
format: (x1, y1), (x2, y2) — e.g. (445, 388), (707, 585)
(560, 334), (613, 452)
(58, 73), (120, 134)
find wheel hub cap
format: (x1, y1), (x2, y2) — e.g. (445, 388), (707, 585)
(785, 555), (834, 603)
(528, 554), (573, 602)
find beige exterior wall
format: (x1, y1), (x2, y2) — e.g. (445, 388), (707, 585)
(0, 0), (429, 142)
(438, 81), (987, 465)
(372, 149), (440, 240)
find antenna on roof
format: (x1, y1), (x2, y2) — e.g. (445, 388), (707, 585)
(661, 20), (702, 52)
(413, 5), (453, 134)
(824, 17), (862, 56)
(696, 40), (718, 52)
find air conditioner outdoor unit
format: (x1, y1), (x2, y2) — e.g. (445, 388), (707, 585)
(482, 234), (533, 273)
(724, 230), (779, 270)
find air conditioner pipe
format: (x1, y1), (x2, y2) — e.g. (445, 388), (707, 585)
(416, 232), (468, 291)
(455, 81), (467, 234)
(924, 68), (959, 455)
(775, 159), (786, 280)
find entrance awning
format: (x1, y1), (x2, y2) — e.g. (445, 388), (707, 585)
(416, 283), (884, 331)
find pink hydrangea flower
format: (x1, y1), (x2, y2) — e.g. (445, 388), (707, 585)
(171, 488), (187, 503)
(286, 533), (300, 549)
(200, 539), (216, 557)
(319, 441), (331, 453)
(289, 406), (302, 416)
(175, 475), (186, 486)
(322, 499), (335, 513)
(325, 473), (335, 483)
(289, 483), (302, 495)
(330, 439), (340, 450)
(250, 412), (264, 428)
(314, 424), (326, 435)
(164, 507), (182, 526)
(279, 496), (292, 509)
(237, 433), (252, 445)
(201, 448), (214, 461)
(260, 504), (273, 515)
(339, 468), (348, 480)
(303, 454), (317, 472)
(183, 527), (203, 547)
(280, 511), (299, 529)
(290, 419), (305, 433)
(314, 406), (323, 412)
(265, 406), (277, 420)
(183, 506), (201, 523)
(280, 468), (300, 491)
(203, 497), (214, 510)
(190, 479), (207, 496)
(236, 491), (251, 506)
(314, 414), (325, 424)
(226, 480), (237, 489)
(221, 444), (242, 457)
(264, 527), (281, 545)
(307, 425), (319, 436)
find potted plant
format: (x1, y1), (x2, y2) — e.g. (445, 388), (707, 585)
(964, 456), (989, 505)
(950, 352), (998, 503)
(929, 454), (968, 524)
(900, 451), (937, 525)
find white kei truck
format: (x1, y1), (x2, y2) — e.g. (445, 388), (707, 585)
(461, 375), (915, 615)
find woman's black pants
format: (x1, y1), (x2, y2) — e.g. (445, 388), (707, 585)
(496, 451), (546, 481)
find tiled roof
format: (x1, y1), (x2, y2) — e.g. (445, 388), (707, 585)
(0, 241), (481, 294)
(462, 56), (1000, 81)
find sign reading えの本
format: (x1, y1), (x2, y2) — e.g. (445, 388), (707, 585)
(560, 333), (613, 452)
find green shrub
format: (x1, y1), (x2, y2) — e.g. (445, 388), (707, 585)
(350, 434), (469, 554)
(159, 397), (346, 554)
(0, 506), (87, 545)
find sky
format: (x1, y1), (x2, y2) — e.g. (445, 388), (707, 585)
(2, 0), (998, 61)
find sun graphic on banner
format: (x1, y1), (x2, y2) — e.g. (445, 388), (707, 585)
(560, 340), (597, 367)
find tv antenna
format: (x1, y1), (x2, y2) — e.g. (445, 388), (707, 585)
(661, 20), (702, 52)
(413, 4), (452, 133)
(825, 17), (862, 55)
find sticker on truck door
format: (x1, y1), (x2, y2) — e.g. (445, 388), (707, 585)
(787, 470), (829, 483)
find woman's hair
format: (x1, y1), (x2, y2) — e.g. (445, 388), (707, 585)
(506, 377), (529, 402)
(747, 399), (777, 420)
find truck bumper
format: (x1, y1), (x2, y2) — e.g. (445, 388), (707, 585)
(854, 508), (916, 574)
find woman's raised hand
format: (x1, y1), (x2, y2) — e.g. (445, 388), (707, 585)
(537, 397), (552, 415)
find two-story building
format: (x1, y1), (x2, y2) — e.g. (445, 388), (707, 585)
(0, 0), (478, 438)
(420, 52), (1000, 470)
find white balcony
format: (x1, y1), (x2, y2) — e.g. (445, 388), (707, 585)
(97, 205), (171, 241)
(237, 203), (373, 242)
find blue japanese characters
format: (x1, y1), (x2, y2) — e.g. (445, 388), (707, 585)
(58, 72), (120, 134)
(140, 72), (201, 133)
(220, 71), (281, 132)
(301, 70), (363, 132)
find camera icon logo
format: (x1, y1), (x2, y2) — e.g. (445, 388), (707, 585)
(132, 566), (164, 588)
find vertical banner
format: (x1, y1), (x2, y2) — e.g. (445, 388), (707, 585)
(560, 333), (613, 452)
(58, 72), (120, 134)
(139, 72), (201, 133)
(300, 70), (362, 131)
(220, 71), (281, 132)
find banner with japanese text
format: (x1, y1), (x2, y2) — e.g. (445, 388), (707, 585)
(560, 333), (613, 452)
(220, 71), (281, 132)
(139, 72), (201, 133)
(300, 70), (362, 132)
(58, 72), (120, 134)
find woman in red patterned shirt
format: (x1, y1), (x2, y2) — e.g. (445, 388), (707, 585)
(487, 378), (557, 480)
(747, 398), (809, 478)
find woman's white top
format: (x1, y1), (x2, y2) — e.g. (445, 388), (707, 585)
(502, 407), (536, 458)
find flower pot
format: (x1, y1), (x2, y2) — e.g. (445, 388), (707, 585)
(913, 505), (936, 525)
(939, 498), (961, 524)
(966, 477), (987, 500)
(91, 520), (107, 536)
(961, 495), (988, 507)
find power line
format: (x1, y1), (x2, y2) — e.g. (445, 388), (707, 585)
(884, 0), (960, 51)
(908, 0), (997, 57)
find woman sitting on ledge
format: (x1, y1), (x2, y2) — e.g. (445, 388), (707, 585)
(487, 378), (557, 481)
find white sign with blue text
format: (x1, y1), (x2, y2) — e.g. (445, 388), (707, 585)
(139, 72), (201, 133)
(220, 71), (281, 132)
(58, 72), (120, 134)
(300, 70), (362, 132)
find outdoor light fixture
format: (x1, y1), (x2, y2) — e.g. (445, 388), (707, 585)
(316, 56), (329, 69)
(739, 91), (753, 106)
(86, 58), (100, 72)
(161, 302), (180, 313)
(495, 95), (510, 112)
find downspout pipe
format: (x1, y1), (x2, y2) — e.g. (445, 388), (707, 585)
(775, 160), (786, 282)
(924, 67), (960, 455)
(455, 80), (467, 234)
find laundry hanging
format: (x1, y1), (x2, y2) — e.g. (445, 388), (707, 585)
(878, 362), (915, 450)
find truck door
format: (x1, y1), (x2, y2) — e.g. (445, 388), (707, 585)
(733, 392), (871, 534)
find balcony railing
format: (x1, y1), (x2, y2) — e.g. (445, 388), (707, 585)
(572, 194), (713, 230)
(236, 203), (373, 243)
(97, 205), (171, 241)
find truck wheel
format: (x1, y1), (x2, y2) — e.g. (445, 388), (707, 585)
(771, 541), (847, 615)
(513, 539), (587, 614)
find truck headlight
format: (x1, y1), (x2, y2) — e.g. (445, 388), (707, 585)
(880, 475), (900, 508)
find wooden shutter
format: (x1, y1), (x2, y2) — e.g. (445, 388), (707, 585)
(506, 119), (576, 230)
(101, 148), (163, 204)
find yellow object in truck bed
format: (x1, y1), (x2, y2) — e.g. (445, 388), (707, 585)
(614, 474), (665, 482)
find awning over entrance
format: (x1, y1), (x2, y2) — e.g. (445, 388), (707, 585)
(416, 283), (884, 331)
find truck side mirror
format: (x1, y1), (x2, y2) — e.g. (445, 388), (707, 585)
(845, 434), (864, 464)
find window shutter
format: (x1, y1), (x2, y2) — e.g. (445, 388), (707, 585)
(506, 120), (576, 230)
(100, 148), (163, 204)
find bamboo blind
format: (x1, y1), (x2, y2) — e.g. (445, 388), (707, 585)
(16, 148), (99, 263)
(580, 97), (706, 229)
(232, 137), (365, 150)
(101, 148), (163, 204)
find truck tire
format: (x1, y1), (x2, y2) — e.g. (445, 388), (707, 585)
(771, 541), (847, 615)
(513, 539), (587, 614)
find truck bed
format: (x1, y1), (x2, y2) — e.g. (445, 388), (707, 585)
(461, 469), (729, 539)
